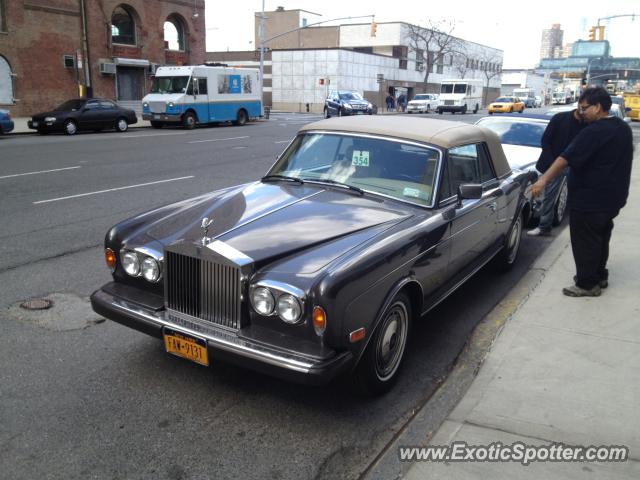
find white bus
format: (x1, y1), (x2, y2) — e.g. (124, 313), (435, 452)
(437, 79), (483, 114)
(142, 65), (262, 128)
(513, 88), (536, 108)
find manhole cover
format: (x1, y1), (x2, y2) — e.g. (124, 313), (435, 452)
(20, 298), (54, 310)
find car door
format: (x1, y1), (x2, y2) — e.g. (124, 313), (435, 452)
(80, 100), (103, 130)
(327, 92), (340, 115)
(443, 143), (499, 276)
(99, 100), (118, 129)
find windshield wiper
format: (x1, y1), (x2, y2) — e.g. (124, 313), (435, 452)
(261, 174), (305, 184)
(303, 178), (364, 195)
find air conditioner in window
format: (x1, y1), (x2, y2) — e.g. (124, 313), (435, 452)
(99, 62), (117, 75)
(416, 64), (425, 72)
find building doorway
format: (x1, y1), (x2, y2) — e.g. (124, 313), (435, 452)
(0, 55), (14, 105)
(116, 66), (145, 101)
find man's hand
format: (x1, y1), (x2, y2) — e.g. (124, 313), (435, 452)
(528, 178), (546, 198)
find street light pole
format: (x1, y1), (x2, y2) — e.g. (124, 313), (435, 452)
(259, 0), (265, 115)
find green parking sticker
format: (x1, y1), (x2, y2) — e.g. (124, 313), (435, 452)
(351, 150), (370, 167)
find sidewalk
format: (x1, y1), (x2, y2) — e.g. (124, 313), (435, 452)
(8, 116), (150, 134)
(369, 145), (640, 478)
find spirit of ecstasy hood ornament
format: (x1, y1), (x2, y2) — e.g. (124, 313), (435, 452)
(201, 217), (214, 245)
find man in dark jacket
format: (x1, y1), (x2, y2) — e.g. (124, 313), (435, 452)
(530, 87), (633, 297)
(527, 108), (585, 236)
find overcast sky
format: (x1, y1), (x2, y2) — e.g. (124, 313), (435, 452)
(204, 0), (640, 68)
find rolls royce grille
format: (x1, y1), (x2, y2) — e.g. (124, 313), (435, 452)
(165, 251), (242, 330)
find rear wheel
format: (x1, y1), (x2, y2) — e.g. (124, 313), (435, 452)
(354, 292), (411, 396)
(235, 109), (248, 126)
(473, 104), (479, 114)
(64, 120), (77, 135)
(182, 111), (196, 129)
(461, 104), (468, 114)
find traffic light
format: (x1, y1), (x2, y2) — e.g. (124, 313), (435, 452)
(588, 27), (596, 41)
(370, 21), (377, 37)
(597, 26), (605, 40)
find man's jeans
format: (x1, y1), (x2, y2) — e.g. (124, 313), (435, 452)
(538, 168), (568, 232)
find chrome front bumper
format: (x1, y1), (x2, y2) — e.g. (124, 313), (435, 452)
(90, 285), (353, 385)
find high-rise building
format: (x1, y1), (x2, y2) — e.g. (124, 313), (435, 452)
(540, 24), (564, 59)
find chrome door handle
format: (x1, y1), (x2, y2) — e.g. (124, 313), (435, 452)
(488, 202), (497, 212)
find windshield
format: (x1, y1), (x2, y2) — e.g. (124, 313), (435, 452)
(268, 133), (441, 206)
(494, 97), (513, 103)
(151, 76), (190, 94)
(413, 94), (429, 100)
(338, 91), (364, 101)
(55, 100), (85, 111)
(479, 119), (546, 148)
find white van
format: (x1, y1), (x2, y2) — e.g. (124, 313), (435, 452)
(437, 79), (483, 114)
(142, 65), (262, 128)
(513, 88), (536, 108)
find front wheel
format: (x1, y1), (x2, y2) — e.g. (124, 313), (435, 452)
(324, 108), (330, 119)
(64, 120), (77, 135)
(461, 104), (467, 114)
(553, 179), (569, 226)
(235, 109), (248, 126)
(116, 117), (128, 132)
(354, 292), (411, 396)
(151, 121), (163, 129)
(494, 212), (523, 271)
(437, 109), (443, 115)
(182, 112), (196, 130)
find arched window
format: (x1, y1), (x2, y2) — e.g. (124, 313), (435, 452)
(0, 55), (13, 104)
(164, 15), (186, 51)
(111, 5), (136, 45)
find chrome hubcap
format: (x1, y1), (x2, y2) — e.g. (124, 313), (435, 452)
(375, 302), (408, 381)
(66, 122), (76, 134)
(118, 119), (127, 131)
(507, 216), (522, 264)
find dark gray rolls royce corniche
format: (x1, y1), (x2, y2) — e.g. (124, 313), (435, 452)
(90, 116), (532, 395)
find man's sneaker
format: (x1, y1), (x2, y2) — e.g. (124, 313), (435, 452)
(573, 276), (608, 289)
(562, 284), (602, 297)
(527, 227), (551, 237)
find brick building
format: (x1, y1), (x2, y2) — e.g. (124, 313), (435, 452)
(0, 0), (205, 116)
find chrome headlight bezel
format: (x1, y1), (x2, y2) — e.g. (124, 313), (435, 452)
(250, 286), (276, 316)
(121, 250), (141, 277)
(120, 248), (163, 282)
(141, 256), (161, 283)
(250, 281), (305, 325)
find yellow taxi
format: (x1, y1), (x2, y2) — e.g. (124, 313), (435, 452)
(623, 93), (640, 121)
(488, 96), (525, 115)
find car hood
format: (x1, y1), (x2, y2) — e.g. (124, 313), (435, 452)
(343, 100), (369, 106)
(138, 182), (413, 273)
(501, 144), (540, 172)
(143, 93), (184, 103)
(408, 99), (430, 105)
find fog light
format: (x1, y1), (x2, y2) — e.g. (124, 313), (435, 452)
(251, 287), (275, 316)
(141, 257), (161, 282)
(121, 251), (140, 276)
(277, 294), (302, 324)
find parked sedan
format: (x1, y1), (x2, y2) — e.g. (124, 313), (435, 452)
(487, 96), (525, 115)
(324, 90), (374, 117)
(475, 114), (568, 226)
(406, 93), (439, 113)
(91, 116), (531, 395)
(0, 109), (14, 134)
(28, 98), (137, 135)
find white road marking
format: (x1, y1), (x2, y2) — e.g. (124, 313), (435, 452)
(121, 131), (192, 139)
(33, 176), (194, 205)
(187, 136), (249, 144)
(274, 140), (290, 144)
(0, 166), (81, 180)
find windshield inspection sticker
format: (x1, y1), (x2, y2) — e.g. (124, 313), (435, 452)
(403, 187), (429, 201)
(351, 150), (370, 167)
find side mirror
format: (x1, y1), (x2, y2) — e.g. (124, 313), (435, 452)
(456, 184), (483, 207)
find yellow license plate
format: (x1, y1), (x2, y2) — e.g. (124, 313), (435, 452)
(163, 328), (209, 366)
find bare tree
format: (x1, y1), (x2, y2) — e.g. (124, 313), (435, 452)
(405, 21), (459, 89)
(475, 51), (503, 105)
(451, 48), (470, 79)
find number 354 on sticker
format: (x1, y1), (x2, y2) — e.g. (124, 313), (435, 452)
(351, 150), (370, 167)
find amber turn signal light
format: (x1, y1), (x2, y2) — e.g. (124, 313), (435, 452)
(312, 306), (326, 336)
(104, 248), (116, 272)
(349, 327), (366, 343)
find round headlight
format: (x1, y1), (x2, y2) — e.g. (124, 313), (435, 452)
(344, 103), (352, 109)
(277, 294), (302, 324)
(141, 257), (161, 282)
(168, 101), (175, 108)
(143, 102), (149, 108)
(251, 287), (275, 316)
(121, 251), (140, 276)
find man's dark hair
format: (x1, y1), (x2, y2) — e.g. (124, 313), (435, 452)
(578, 87), (612, 112)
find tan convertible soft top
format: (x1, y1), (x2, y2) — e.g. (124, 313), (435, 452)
(299, 116), (512, 178)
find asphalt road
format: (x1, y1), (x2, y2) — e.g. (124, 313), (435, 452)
(0, 111), (565, 480)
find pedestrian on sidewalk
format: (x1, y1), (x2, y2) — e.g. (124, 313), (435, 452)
(385, 94), (394, 112)
(530, 87), (633, 297)
(397, 93), (406, 112)
(527, 105), (586, 237)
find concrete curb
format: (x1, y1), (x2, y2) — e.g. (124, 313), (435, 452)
(362, 227), (572, 479)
